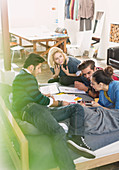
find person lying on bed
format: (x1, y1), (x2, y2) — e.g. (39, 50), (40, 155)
(74, 60), (99, 98)
(79, 66), (119, 136)
(12, 53), (95, 170)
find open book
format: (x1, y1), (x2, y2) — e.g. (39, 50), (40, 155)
(39, 84), (59, 95)
(39, 83), (86, 95)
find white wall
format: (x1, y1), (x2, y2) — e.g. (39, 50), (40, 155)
(8, 0), (119, 60)
(8, 0), (59, 31)
(35, 0), (59, 31)
(8, 0), (37, 28)
(94, 0), (119, 59)
(64, 0), (119, 59)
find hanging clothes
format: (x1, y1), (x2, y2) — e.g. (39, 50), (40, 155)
(69, 0), (73, 19)
(73, 0), (79, 20)
(70, 0), (75, 19)
(78, 0), (95, 31)
(80, 17), (92, 31)
(65, 0), (71, 19)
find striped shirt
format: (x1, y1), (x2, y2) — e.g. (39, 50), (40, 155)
(12, 69), (50, 112)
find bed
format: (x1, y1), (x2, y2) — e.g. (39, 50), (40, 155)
(0, 83), (119, 170)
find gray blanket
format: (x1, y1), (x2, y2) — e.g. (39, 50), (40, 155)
(84, 106), (119, 135)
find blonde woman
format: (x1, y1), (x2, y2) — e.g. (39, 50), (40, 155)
(48, 47), (81, 85)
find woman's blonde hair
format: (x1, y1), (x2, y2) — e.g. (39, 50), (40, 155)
(48, 47), (66, 68)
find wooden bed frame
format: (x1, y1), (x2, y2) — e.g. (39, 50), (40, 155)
(75, 143), (119, 169)
(0, 96), (119, 170)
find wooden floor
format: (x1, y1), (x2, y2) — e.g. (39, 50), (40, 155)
(11, 54), (108, 84)
(1, 54), (119, 170)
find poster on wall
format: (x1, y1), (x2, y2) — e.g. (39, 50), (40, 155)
(110, 24), (119, 43)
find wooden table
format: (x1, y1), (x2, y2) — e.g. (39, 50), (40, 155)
(9, 28), (69, 57)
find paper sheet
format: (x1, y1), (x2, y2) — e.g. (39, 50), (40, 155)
(59, 86), (86, 94)
(53, 94), (82, 103)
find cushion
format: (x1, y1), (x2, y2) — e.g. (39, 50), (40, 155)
(16, 119), (41, 136)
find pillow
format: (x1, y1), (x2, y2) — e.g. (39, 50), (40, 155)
(16, 119), (41, 136)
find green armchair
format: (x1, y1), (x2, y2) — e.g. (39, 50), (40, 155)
(0, 83), (58, 170)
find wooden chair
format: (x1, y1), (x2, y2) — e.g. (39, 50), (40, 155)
(0, 96), (29, 170)
(10, 41), (18, 47)
(0, 82), (62, 170)
(10, 45), (25, 62)
(10, 35), (25, 63)
(0, 91), (58, 170)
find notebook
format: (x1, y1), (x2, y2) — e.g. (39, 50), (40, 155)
(39, 83), (85, 95)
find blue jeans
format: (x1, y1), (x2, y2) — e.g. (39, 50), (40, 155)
(21, 103), (84, 170)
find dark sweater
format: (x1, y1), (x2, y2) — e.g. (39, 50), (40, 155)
(12, 69), (50, 112)
(50, 56), (81, 77)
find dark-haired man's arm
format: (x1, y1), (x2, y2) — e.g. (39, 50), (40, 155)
(74, 81), (99, 98)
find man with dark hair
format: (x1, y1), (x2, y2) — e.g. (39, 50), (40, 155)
(75, 60), (99, 98)
(78, 60), (95, 71)
(58, 59), (98, 98)
(12, 53), (95, 170)
(23, 53), (45, 68)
